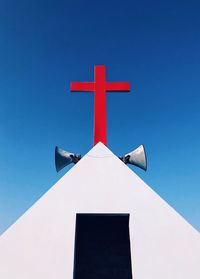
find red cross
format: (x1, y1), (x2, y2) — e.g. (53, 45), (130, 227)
(70, 65), (130, 146)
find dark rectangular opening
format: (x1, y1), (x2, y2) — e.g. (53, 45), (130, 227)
(73, 213), (132, 279)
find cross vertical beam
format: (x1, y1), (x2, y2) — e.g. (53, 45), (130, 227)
(94, 66), (106, 146)
(70, 65), (130, 146)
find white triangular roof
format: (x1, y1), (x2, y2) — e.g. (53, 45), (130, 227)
(0, 142), (199, 279)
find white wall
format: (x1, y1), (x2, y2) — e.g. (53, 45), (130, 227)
(0, 143), (199, 279)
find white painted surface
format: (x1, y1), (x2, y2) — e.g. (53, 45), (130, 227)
(0, 142), (199, 279)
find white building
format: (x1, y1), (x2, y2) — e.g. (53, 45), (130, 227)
(0, 142), (199, 278)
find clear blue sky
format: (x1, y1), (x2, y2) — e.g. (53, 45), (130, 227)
(0, 0), (200, 234)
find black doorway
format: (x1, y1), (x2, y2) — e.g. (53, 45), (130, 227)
(73, 213), (132, 279)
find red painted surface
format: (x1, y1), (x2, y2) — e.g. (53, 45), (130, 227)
(70, 65), (130, 146)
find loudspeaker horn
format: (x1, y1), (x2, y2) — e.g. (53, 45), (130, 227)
(120, 145), (147, 171)
(55, 146), (81, 172)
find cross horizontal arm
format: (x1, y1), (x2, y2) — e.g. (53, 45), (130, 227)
(106, 82), (130, 92)
(70, 82), (95, 92)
